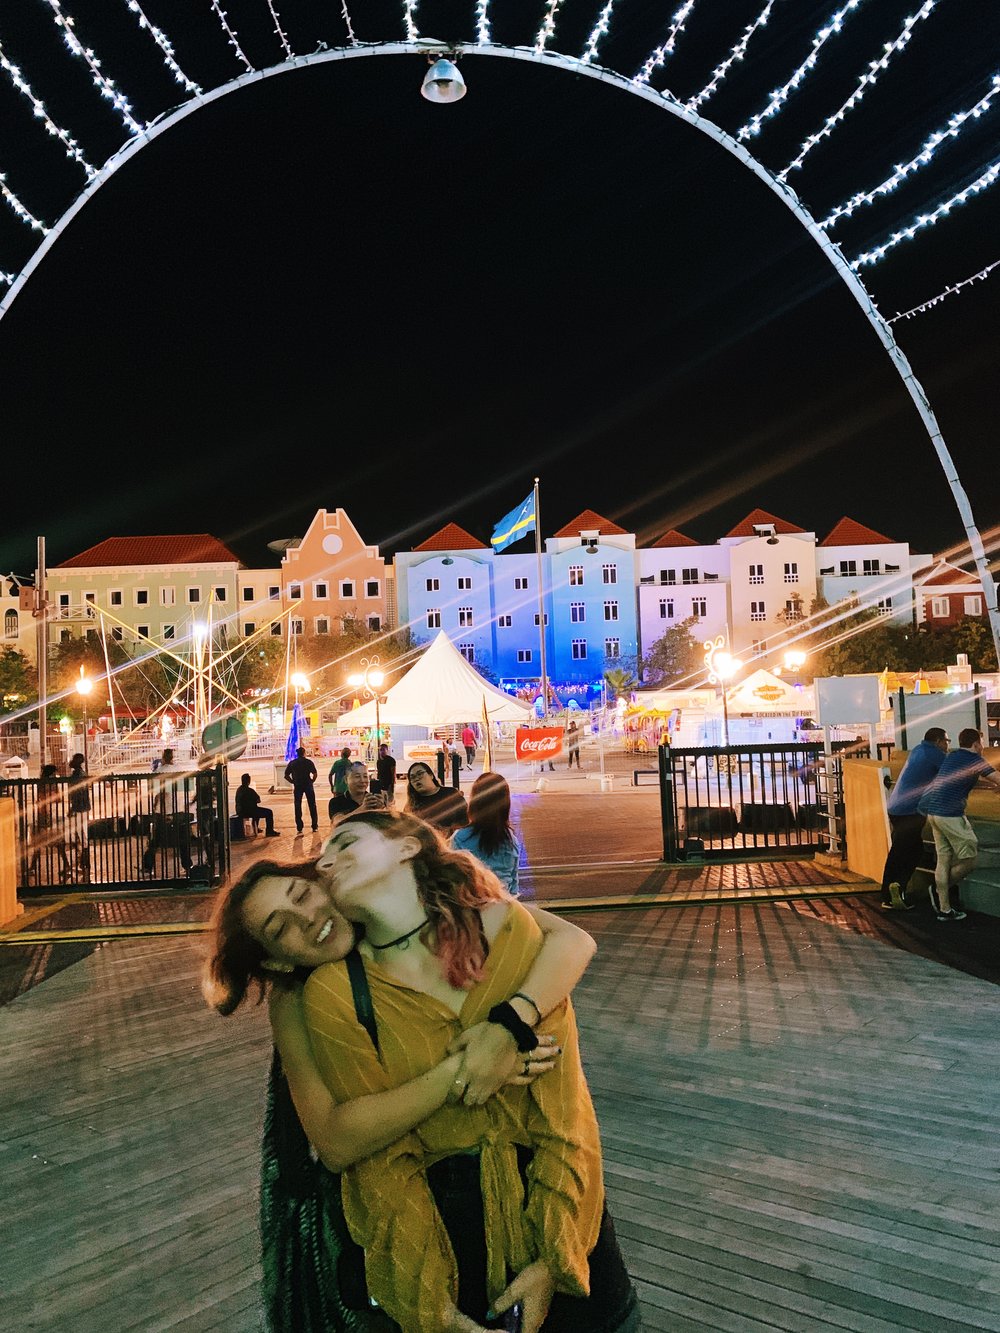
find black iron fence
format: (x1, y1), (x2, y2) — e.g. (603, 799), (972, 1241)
(0, 763), (231, 893)
(658, 742), (829, 861)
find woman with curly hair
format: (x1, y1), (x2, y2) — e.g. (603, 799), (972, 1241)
(204, 836), (603, 1331)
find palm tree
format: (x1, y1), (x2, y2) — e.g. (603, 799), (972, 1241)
(603, 665), (638, 703)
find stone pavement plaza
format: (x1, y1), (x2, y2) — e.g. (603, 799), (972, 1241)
(2, 772), (999, 1330)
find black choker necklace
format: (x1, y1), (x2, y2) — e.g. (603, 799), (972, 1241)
(369, 918), (428, 952)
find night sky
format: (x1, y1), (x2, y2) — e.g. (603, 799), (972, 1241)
(0, 0), (997, 575)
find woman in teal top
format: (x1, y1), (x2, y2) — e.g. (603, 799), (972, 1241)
(451, 772), (522, 896)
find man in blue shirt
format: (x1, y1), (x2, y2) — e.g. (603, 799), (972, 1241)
(879, 727), (949, 909)
(918, 727), (1000, 921)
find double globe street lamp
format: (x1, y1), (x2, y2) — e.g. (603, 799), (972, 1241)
(704, 636), (743, 748)
(348, 656), (385, 758)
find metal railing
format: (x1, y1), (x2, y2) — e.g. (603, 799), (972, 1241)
(0, 763), (230, 893)
(657, 742), (826, 861)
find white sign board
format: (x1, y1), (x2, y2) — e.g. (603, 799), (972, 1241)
(814, 676), (881, 728)
(894, 690), (981, 750)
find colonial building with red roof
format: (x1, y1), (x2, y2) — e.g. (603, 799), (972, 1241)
(913, 558), (986, 628)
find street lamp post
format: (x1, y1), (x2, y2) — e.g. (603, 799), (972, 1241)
(783, 649), (807, 684)
(348, 656), (385, 761)
(704, 636), (742, 748)
(76, 668), (93, 771)
(290, 671), (310, 706)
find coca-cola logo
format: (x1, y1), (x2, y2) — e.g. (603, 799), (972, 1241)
(515, 728), (564, 759)
(519, 736), (559, 753)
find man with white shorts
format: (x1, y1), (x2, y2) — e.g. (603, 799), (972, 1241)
(918, 727), (1000, 921)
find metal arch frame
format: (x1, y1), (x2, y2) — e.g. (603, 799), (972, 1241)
(2, 39), (996, 659)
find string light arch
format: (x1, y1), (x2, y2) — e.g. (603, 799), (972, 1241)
(0, 8), (996, 658)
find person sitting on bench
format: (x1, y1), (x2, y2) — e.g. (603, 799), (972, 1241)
(235, 773), (280, 837)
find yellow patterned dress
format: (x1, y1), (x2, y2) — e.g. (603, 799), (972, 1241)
(303, 900), (604, 1333)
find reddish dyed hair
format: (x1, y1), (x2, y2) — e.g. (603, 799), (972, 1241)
(334, 807), (508, 989)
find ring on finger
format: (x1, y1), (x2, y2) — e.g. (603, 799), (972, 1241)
(522, 1057), (531, 1076)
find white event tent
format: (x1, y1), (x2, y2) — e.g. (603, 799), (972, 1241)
(344, 632), (533, 729)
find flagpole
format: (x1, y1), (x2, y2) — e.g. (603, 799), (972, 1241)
(533, 476), (548, 721)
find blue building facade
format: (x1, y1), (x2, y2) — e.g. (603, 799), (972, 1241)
(394, 512), (638, 697)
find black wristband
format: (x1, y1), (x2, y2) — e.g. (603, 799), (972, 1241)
(487, 1001), (539, 1053)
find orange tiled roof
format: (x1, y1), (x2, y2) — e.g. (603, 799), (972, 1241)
(724, 509), (805, 538)
(919, 561), (979, 587)
(819, 517), (894, 546)
(413, 523), (488, 552)
(553, 510), (627, 538)
(56, 535), (242, 568)
(651, 528), (698, 548)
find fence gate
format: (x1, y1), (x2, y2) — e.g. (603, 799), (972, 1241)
(658, 742), (827, 862)
(0, 762), (231, 893)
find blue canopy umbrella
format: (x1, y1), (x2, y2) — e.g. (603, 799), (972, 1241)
(284, 701), (310, 762)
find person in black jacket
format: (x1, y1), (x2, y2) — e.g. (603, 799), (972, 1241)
(235, 772), (280, 837)
(284, 746), (319, 833)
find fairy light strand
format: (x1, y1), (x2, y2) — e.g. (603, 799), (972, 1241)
(44, 0), (144, 135)
(403, 2), (420, 43)
(340, 2), (358, 46)
(581, 2), (617, 66)
(207, 1), (254, 72)
(535, 1), (565, 54)
(634, 2), (697, 87)
(820, 74), (1000, 229)
(125, 2), (202, 94)
(686, 1), (774, 112)
(263, 0), (293, 60)
(0, 171), (50, 232)
(888, 259), (1000, 322)
(779, 1), (938, 182)
(737, 0), (863, 141)
(0, 37), (97, 178)
(851, 159), (1000, 268)
(475, 1), (491, 46)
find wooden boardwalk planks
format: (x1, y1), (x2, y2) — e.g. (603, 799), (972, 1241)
(1, 900), (998, 1330)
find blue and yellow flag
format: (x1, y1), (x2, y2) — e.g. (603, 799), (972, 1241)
(491, 491), (536, 553)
